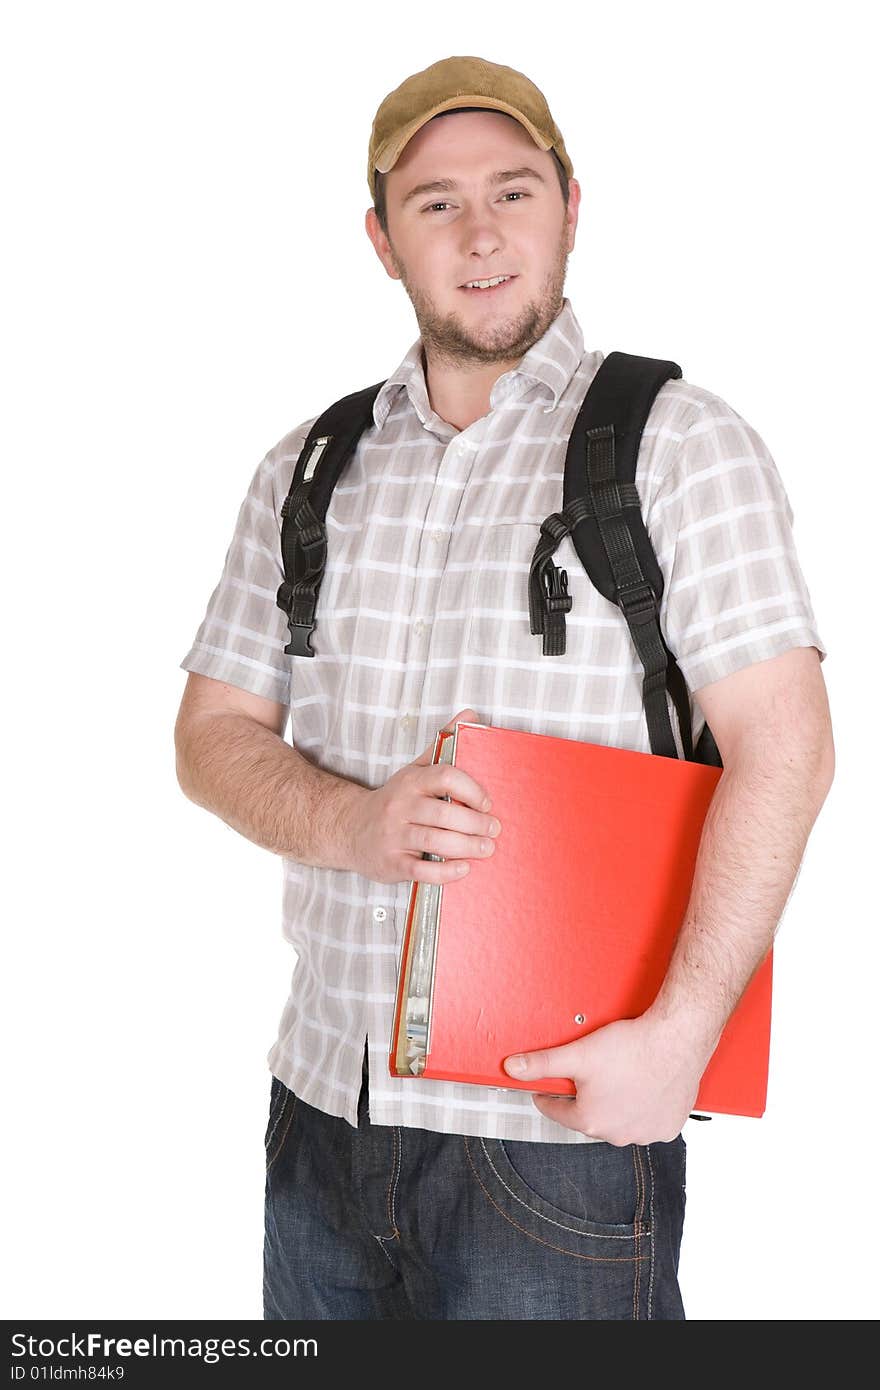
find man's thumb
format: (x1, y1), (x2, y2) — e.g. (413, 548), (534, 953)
(413, 709), (480, 766)
(444, 707), (479, 731)
(504, 1040), (582, 1081)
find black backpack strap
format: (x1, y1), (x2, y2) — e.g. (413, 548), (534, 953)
(529, 351), (707, 763)
(275, 380), (386, 656)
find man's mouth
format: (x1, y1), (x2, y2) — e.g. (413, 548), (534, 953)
(459, 274), (517, 296)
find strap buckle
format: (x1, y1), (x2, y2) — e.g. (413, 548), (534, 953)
(617, 581), (659, 626)
(543, 564), (572, 616)
(282, 619), (316, 658)
(539, 563), (572, 656)
(276, 580), (317, 657)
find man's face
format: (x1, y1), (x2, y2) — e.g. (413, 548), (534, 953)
(366, 110), (580, 366)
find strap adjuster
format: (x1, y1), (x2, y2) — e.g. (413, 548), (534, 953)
(539, 511), (571, 547)
(539, 563), (572, 655)
(617, 581), (658, 626)
(282, 620), (317, 658)
(543, 564), (572, 616)
(276, 579), (318, 657)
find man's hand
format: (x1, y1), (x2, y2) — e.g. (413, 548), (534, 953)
(345, 708), (502, 886)
(503, 1014), (706, 1145)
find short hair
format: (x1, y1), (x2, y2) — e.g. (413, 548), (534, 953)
(372, 117), (571, 239)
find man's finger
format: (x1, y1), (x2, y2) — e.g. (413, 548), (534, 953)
(503, 1038), (585, 1082)
(531, 1093), (588, 1134)
(414, 709), (480, 765)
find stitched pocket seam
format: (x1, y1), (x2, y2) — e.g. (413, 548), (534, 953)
(465, 1138), (649, 1264)
(266, 1090), (298, 1172)
(482, 1138), (650, 1241)
(264, 1078), (285, 1155)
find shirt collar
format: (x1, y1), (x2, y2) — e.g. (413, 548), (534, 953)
(372, 296), (587, 433)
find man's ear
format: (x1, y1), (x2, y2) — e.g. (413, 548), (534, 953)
(365, 207), (401, 281)
(564, 177), (582, 255)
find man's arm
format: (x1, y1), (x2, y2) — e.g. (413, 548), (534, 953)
(504, 644), (835, 1143)
(642, 644), (835, 1059)
(174, 671), (366, 870)
(175, 674), (497, 884)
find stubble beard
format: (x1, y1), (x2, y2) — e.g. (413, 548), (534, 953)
(388, 219), (571, 368)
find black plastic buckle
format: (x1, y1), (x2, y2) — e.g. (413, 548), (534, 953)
(276, 580), (317, 658)
(543, 563), (572, 616)
(283, 620), (316, 658)
(539, 563), (572, 655)
(617, 582), (658, 626)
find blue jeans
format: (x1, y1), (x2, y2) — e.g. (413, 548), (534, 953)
(263, 1040), (687, 1320)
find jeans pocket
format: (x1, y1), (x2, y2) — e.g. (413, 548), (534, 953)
(264, 1074), (297, 1171)
(466, 1135), (653, 1255)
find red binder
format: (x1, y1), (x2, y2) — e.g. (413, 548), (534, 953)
(389, 721), (772, 1119)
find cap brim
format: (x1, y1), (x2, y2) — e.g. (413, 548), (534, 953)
(374, 95), (552, 175)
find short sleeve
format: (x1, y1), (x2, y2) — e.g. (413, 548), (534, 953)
(178, 444), (299, 706)
(648, 393), (828, 695)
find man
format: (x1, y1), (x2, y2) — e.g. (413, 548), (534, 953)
(174, 56), (834, 1320)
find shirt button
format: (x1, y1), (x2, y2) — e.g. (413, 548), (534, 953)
(431, 529), (444, 544)
(400, 713), (414, 729)
(372, 907), (387, 922)
(413, 619), (427, 637)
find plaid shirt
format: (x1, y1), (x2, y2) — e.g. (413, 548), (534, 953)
(179, 298), (827, 1142)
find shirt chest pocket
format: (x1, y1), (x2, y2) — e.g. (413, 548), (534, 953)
(462, 521), (606, 662)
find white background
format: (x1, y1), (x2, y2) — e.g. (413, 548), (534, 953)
(3, 0), (876, 1322)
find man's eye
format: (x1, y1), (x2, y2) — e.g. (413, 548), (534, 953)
(422, 191), (531, 214)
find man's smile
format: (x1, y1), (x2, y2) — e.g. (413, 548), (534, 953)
(459, 273), (519, 298)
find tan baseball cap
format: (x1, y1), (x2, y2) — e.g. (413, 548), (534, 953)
(367, 55), (573, 203)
